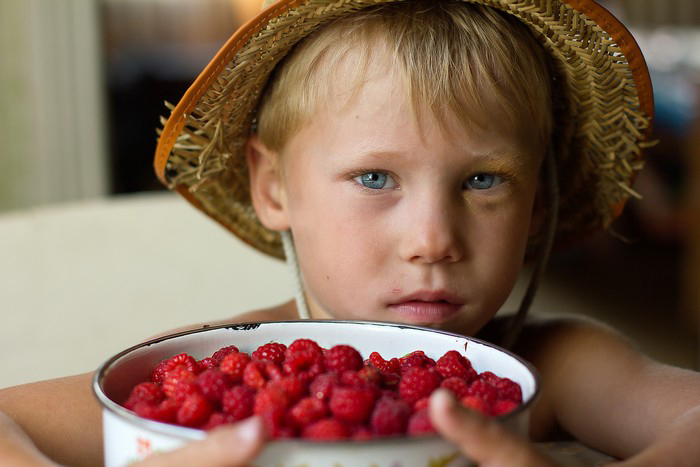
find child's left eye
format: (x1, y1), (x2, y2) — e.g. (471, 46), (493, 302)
(465, 173), (503, 190)
(354, 172), (397, 190)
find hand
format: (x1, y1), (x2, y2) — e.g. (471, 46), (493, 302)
(429, 389), (556, 466)
(136, 416), (266, 467)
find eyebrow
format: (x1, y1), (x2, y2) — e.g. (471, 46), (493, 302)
(354, 147), (529, 172)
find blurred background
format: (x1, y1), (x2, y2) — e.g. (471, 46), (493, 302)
(0, 0), (698, 387)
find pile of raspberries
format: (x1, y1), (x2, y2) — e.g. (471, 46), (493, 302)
(123, 339), (522, 440)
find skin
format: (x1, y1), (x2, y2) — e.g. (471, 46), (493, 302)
(2, 43), (700, 466)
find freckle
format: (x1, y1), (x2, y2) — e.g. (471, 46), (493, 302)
(326, 275), (330, 280)
(391, 288), (401, 295)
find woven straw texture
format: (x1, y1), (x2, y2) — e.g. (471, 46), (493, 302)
(157, 0), (653, 260)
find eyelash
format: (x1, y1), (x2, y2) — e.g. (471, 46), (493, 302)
(347, 169), (515, 193)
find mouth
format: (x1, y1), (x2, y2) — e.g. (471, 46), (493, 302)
(387, 291), (464, 324)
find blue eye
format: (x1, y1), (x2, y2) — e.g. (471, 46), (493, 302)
(466, 173), (502, 190)
(355, 172), (396, 190)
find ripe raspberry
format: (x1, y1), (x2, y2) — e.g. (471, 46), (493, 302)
(124, 382), (164, 410)
(478, 371), (500, 385)
(341, 367), (381, 389)
(351, 425), (373, 440)
(492, 377), (522, 403)
(177, 393), (213, 427)
(254, 386), (289, 427)
(270, 374), (308, 403)
(211, 345), (239, 366)
(197, 357), (216, 371)
(436, 350), (477, 381)
(132, 399), (178, 423)
(243, 360), (283, 389)
(151, 359), (169, 385)
(440, 376), (471, 399)
(162, 367), (197, 399)
(162, 353), (200, 374)
(309, 373), (339, 401)
(492, 399), (519, 416)
(302, 418), (350, 440)
(465, 379), (498, 406)
(287, 339), (322, 355)
(219, 352), (251, 383)
(222, 385), (256, 420)
(461, 395), (491, 415)
(368, 351), (400, 374)
(324, 345), (363, 374)
(329, 386), (376, 424)
(413, 397), (430, 411)
(287, 397), (328, 429)
(171, 381), (199, 404)
(399, 367), (442, 405)
(252, 342), (287, 365)
(283, 349), (324, 383)
(370, 396), (411, 436)
(407, 408), (435, 435)
(399, 351), (435, 371)
(196, 369), (232, 403)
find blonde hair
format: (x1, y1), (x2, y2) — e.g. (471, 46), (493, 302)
(256, 0), (553, 156)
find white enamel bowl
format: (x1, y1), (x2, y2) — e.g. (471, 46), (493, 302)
(94, 320), (539, 467)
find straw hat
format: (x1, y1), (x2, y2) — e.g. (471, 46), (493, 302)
(154, 0), (654, 260)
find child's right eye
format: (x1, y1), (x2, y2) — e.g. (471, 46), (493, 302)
(354, 172), (397, 190)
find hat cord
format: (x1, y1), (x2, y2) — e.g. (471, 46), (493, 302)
(502, 146), (560, 349)
(281, 230), (311, 319)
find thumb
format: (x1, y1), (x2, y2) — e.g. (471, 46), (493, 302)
(139, 416), (266, 467)
(429, 389), (554, 467)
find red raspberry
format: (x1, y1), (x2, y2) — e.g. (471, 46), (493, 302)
(269, 374), (308, 403)
(163, 353), (200, 374)
(399, 351), (435, 371)
(171, 380), (199, 404)
(324, 345), (363, 374)
(351, 425), (373, 440)
(151, 359), (169, 385)
(287, 339), (322, 355)
(177, 392), (213, 427)
(407, 408), (435, 435)
(466, 379), (498, 406)
(370, 396), (411, 436)
(252, 342), (287, 365)
(219, 352), (251, 383)
(211, 345), (239, 366)
(254, 386), (289, 429)
(283, 349), (324, 383)
(461, 395), (491, 415)
(197, 357), (216, 371)
(202, 411), (235, 430)
(243, 360), (283, 389)
(162, 367), (197, 399)
(436, 350), (477, 381)
(341, 368), (381, 389)
(222, 385), (256, 420)
(413, 397), (430, 411)
(399, 367), (442, 405)
(302, 418), (350, 440)
(124, 382), (164, 410)
(195, 369), (232, 403)
(132, 399), (178, 423)
(287, 397), (328, 429)
(369, 352), (400, 374)
(440, 376), (471, 399)
(492, 377), (522, 403)
(492, 399), (519, 416)
(309, 373), (339, 401)
(478, 371), (501, 385)
(329, 386), (376, 424)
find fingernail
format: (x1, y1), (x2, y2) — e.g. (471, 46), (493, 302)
(431, 388), (456, 412)
(236, 416), (264, 443)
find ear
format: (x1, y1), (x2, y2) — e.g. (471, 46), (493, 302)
(246, 135), (290, 231)
(529, 181), (546, 237)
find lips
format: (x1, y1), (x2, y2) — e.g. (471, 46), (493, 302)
(387, 291), (464, 324)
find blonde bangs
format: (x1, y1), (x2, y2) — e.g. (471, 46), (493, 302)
(257, 0), (553, 155)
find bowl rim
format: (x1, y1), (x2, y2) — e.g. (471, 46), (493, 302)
(93, 319), (541, 445)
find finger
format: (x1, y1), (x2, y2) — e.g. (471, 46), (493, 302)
(429, 389), (554, 467)
(140, 416), (265, 467)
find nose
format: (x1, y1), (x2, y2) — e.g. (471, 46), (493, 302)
(397, 192), (464, 264)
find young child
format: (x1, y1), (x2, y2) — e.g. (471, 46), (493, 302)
(3, 0), (700, 465)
